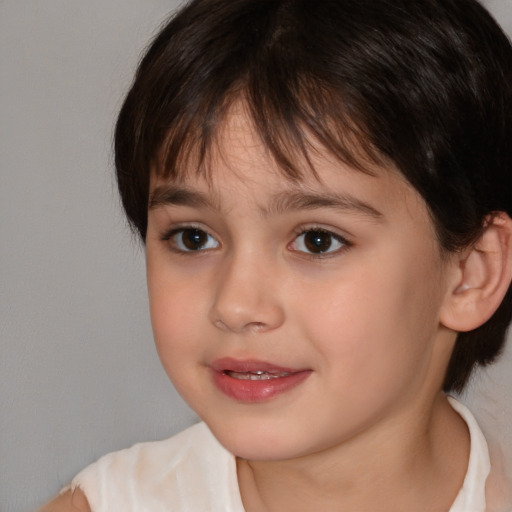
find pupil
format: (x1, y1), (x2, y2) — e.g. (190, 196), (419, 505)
(305, 231), (332, 253)
(183, 229), (206, 250)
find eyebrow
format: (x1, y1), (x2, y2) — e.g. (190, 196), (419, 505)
(266, 191), (384, 220)
(148, 185), (383, 220)
(149, 185), (222, 211)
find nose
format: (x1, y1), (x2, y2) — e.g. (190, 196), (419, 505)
(209, 253), (285, 334)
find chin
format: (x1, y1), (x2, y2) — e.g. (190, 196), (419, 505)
(204, 415), (314, 461)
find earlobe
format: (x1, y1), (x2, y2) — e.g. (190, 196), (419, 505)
(440, 212), (512, 332)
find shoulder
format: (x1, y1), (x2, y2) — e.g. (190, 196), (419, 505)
(448, 397), (512, 512)
(91, 421), (218, 476)
(39, 488), (90, 512)
(55, 422), (239, 511)
(485, 439), (512, 512)
(38, 424), (212, 511)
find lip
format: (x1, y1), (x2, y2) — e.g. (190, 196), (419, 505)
(210, 357), (312, 403)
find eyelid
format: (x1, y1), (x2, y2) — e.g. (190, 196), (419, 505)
(157, 222), (352, 257)
(289, 225), (353, 257)
(159, 223), (220, 253)
(159, 222), (202, 241)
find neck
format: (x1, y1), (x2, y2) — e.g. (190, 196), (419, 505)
(237, 392), (470, 512)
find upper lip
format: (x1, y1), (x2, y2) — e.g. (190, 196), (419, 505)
(210, 357), (305, 374)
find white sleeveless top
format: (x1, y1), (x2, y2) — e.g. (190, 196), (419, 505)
(65, 398), (491, 512)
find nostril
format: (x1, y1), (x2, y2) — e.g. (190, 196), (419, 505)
(213, 318), (230, 331)
(249, 322), (267, 332)
(212, 318), (269, 333)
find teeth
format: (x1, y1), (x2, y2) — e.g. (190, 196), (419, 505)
(225, 370), (291, 380)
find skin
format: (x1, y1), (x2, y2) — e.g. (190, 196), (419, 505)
(39, 488), (90, 512)
(144, 105), (471, 511)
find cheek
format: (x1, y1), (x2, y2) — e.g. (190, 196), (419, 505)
(150, 287), (202, 348)
(148, 280), (210, 406)
(147, 257), (208, 365)
(295, 253), (443, 384)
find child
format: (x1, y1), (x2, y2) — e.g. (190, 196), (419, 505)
(42, 0), (512, 510)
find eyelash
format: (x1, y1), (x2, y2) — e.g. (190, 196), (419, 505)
(159, 225), (352, 257)
(160, 225), (220, 254)
(289, 226), (352, 258)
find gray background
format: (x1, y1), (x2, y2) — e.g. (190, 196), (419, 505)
(1, 1), (512, 511)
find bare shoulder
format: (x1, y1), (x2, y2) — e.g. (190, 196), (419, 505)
(39, 488), (91, 512)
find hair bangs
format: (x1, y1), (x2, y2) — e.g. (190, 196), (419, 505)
(155, 75), (384, 187)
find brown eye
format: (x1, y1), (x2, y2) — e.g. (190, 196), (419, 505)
(291, 229), (346, 255)
(304, 231), (334, 253)
(171, 228), (219, 252)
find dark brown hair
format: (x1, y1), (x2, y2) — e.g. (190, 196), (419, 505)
(114, 0), (512, 392)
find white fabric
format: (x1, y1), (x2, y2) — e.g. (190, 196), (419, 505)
(448, 397), (491, 512)
(67, 397), (490, 512)
(67, 422), (244, 511)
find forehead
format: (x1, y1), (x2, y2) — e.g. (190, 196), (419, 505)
(155, 97), (381, 185)
(151, 104), (426, 223)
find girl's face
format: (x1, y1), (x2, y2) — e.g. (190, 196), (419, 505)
(146, 108), (458, 462)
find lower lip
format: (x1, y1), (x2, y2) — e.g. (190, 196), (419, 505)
(212, 370), (312, 403)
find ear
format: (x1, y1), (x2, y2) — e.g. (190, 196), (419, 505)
(440, 212), (512, 332)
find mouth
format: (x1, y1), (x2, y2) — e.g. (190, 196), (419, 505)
(210, 358), (311, 402)
(223, 369), (293, 380)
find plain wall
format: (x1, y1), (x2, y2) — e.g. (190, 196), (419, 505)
(1, 1), (512, 511)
